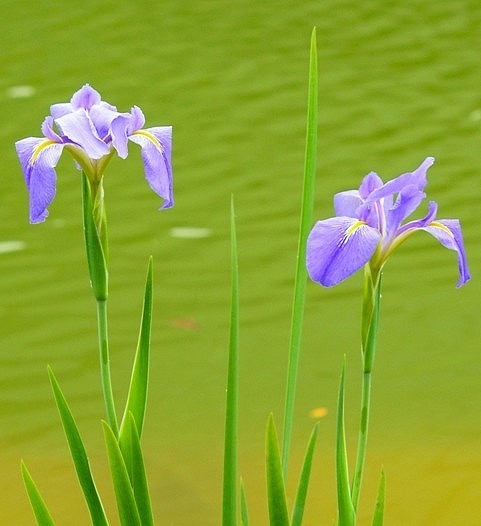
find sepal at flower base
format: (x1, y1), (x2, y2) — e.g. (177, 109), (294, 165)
(82, 172), (108, 301)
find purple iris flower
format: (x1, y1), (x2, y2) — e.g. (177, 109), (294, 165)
(15, 84), (173, 223)
(306, 157), (470, 288)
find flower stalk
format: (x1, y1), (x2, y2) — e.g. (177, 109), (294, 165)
(82, 171), (118, 433)
(351, 267), (381, 512)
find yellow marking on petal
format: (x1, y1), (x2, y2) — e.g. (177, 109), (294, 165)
(428, 221), (454, 237)
(30, 139), (58, 164)
(132, 129), (163, 151)
(345, 220), (367, 239)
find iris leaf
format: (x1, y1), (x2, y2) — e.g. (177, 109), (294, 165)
(291, 424), (319, 526)
(21, 461), (56, 526)
(119, 257), (153, 454)
(282, 26), (318, 475)
(47, 367), (109, 526)
(240, 477), (250, 526)
(222, 197), (240, 526)
(266, 414), (290, 526)
(102, 421), (142, 526)
(336, 361), (355, 526)
(371, 468), (386, 526)
(123, 413), (154, 526)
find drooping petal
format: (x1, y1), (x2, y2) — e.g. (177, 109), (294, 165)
(128, 126), (173, 208)
(420, 219), (471, 287)
(306, 217), (381, 287)
(110, 114), (131, 159)
(54, 109), (111, 159)
(15, 137), (65, 223)
(110, 106), (145, 159)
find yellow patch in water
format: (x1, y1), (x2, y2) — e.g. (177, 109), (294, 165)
(309, 407), (329, 419)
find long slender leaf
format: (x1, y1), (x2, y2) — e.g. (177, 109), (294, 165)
(336, 361), (355, 526)
(124, 413), (154, 526)
(102, 421), (142, 526)
(240, 477), (250, 526)
(48, 367), (109, 526)
(222, 196), (240, 526)
(371, 468), (386, 526)
(291, 424), (319, 526)
(119, 257), (153, 449)
(266, 414), (290, 526)
(282, 26), (318, 476)
(21, 461), (56, 526)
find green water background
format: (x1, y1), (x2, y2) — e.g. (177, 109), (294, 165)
(1, 0), (481, 524)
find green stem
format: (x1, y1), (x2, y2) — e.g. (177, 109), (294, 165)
(97, 299), (118, 436)
(350, 266), (382, 512)
(350, 370), (372, 511)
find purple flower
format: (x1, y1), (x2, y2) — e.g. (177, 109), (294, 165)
(306, 157), (470, 288)
(15, 84), (173, 223)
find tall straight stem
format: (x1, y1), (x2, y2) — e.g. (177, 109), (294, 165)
(96, 299), (118, 436)
(350, 266), (381, 512)
(350, 370), (372, 511)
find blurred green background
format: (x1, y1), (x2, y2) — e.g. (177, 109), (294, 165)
(1, 0), (480, 524)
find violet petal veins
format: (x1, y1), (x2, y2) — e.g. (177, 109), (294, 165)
(15, 84), (173, 223)
(306, 157), (470, 288)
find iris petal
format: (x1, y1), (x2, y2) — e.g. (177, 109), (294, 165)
(128, 126), (173, 209)
(386, 184), (426, 237)
(421, 219), (471, 287)
(306, 217), (381, 287)
(334, 190), (362, 217)
(55, 110), (111, 159)
(15, 137), (64, 223)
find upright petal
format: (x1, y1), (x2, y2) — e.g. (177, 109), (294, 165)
(368, 157), (434, 203)
(128, 126), (173, 208)
(420, 219), (470, 287)
(306, 217), (381, 287)
(385, 184), (426, 237)
(70, 84), (102, 110)
(15, 137), (65, 223)
(55, 110), (111, 159)
(358, 171), (383, 199)
(334, 190), (363, 217)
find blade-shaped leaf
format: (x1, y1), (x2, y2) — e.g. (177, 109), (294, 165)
(119, 257), (153, 447)
(336, 361), (355, 526)
(266, 414), (290, 526)
(222, 196), (240, 526)
(21, 461), (56, 526)
(282, 25), (318, 476)
(240, 477), (250, 526)
(48, 367), (109, 526)
(122, 414), (154, 526)
(291, 424), (319, 526)
(371, 468), (386, 526)
(102, 421), (142, 526)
